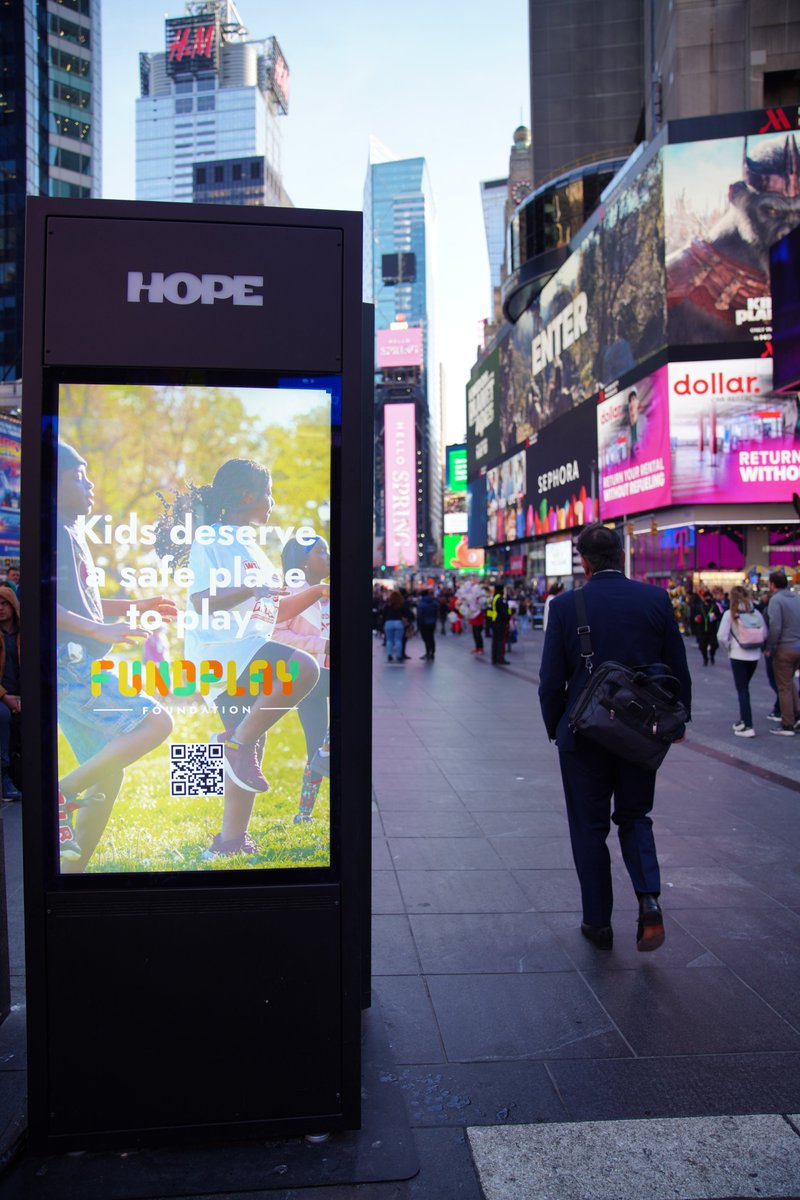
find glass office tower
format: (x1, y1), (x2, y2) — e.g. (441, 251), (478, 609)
(0, 0), (101, 381)
(136, 1), (290, 207)
(364, 147), (441, 567)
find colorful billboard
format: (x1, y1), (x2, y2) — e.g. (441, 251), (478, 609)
(486, 448), (527, 546)
(443, 533), (485, 573)
(165, 14), (219, 77)
(527, 400), (598, 535)
(56, 380), (333, 875)
(0, 415), (21, 559)
(771, 224), (800, 393)
(466, 341), (503, 473)
(446, 444), (468, 493)
(376, 328), (423, 368)
(598, 365), (672, 519)
(668, 358), (800, 504)
(384, 403), (418, 567)
(665, 131), (800, 349)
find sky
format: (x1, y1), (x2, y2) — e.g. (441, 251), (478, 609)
(100, 0), (530, 444)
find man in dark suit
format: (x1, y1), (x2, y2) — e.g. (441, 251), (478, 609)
(538, 524), (691, 952)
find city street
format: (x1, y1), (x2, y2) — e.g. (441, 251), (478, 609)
(0, 622), (799, 1197)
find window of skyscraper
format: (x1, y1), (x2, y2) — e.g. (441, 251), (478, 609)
(175, 81), (194, 95)
(50, 48), (91, 77)
(175, 98), (193, 114)
(196, 77), (215, 91)
(232, 163), (242, 181)
(48, 14), (90, 49)
(195, 167), (206, 184)
(54, 0), (91, 13)
(197, 95), (215, 112)
(214, 166), (224, 182)
(250, 161), (261, 179)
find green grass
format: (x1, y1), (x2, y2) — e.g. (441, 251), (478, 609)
(58, 706), (330, 873)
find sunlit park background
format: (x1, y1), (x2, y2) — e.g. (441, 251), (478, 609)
(57, 382), (333, 872)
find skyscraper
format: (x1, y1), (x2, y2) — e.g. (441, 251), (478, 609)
(136, 0), (290, 207)
(363, 143), (441, 568)
(0, 0), (102, 381)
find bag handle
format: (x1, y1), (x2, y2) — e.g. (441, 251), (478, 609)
(574, 587), (594, 675)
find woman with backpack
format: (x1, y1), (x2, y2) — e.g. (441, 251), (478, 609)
(718, 585), (767, 738)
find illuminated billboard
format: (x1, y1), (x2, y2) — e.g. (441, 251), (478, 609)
(384, 403), (417, 567)
(443, 533), (485, 572)
(0, 415), (21, 559)
(446, 444), (468, 493)
(165, 14), (219, 77)
(598, 365), (672, 519)
(376, 328), (423, 368)
(771, 224), (800, 393)
(668, 358), (800, 504)
(56, 380), (332, 875)
(466, 341), (503, 473)
(265, 36), (290, 115)
(665, 131), (800, 349)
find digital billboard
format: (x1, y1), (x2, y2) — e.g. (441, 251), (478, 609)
(486, 448), (526, 546)
(443, 533), (485, 573)
(665, 132), (800, 348)
(384, 403), (417, 567)
(771, 223), (800, 393)
(598, 365), (672, 519)
(0, 415), (21, 560)
(526, 400), (598, 535)
(531, 154), (666, 410)
(376, 328), (423, 369)
(56, 381), (333, 875)
(545, 539), (573, 577)
(466, 341), (503, 474)
(668, 358), (800, 504)
(446, 444), (468, 493)
(165, 14), (219, 77)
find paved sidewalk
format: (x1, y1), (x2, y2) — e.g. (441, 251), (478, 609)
(0, 625), (799, 1198)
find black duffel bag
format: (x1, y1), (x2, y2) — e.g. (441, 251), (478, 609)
(568, 589), (688, 772)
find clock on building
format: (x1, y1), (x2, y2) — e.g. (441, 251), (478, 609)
(511, 180), (532, 205)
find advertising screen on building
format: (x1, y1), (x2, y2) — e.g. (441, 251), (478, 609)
(668, 358), (800, 504)
(0, 415), (21, 560)
(443, 533), (485, 573)
(55, 380), (333, 875)
(531, 153), (666, 410)
(165, 14), (219, 77)
(384, 403), (417, 567)
(376, 328), (423, 369)
(771, 224), (800, 393)
(446, 445), (468, 493)
(545, 539), (573, 577)
(664, 131), (800, 349)
(466, 341), (503, 474)
(598, 365), (672, 519)
(526, 400), (598, 535)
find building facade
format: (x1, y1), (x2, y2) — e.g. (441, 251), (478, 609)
(0, 0), (101, 381)
(136, 1), (290, 207)
(364, 147), (441, 568)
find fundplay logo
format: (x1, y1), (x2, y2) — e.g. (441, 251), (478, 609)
(127, 272), (264, 306)
(91, 658), (298, 699)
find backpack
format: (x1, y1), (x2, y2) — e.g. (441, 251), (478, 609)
(731, 609), (766, 648)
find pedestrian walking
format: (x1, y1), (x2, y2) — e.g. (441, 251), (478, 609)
(489, 585), (510, 664)
(765, 571), (800, 736)
(416, 589), (438, 661)
(382, 590), (407, 663)
(538, 523), (692, 953)
(717, 585), (767, 738)
(690, 587), (722, 665)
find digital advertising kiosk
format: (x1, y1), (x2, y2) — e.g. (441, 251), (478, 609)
(21, 198), (371, 1152)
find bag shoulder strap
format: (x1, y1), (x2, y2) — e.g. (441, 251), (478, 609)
(574, 587), (594, 674)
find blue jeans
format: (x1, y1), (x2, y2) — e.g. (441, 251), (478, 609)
(730, 658), (757, 727)
(384, 620), (404, 660)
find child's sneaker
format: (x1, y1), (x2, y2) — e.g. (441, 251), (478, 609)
(202, 831), (259, 859)
(58, 791), (82, 862)
(293, 812), (313, 824)
(214, 732), (269, 793)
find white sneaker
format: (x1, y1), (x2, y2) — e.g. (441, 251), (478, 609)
(734, 726), (755, 737)
(767, 713), (783, 722)
(732, 721), (746, 732)
(770, 727), (795, 736)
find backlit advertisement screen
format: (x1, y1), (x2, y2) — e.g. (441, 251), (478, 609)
(531, 154), (666, 407)
(446, 445), (468, 493)
(771, 225), (800, 392)
(55, 381), (334, 875)
(384, 403), (417, 568)
(466, 341), (503, 474)
(443, 533), (485, 573)
(376, 328), (423, 368)
(668, 358), (800, 503)
(0, 415), (21, 559)
(526, 400), (598, 535)
(545, 539), (573, 577)
(598, 365), (672, 519)
(665, 132), (800, 348)
(486, 448), (527, 546)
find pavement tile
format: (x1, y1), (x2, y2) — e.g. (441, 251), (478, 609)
(548, 1050), (800, 1121)
(372, 838), (393, 869)
(371, 977), (445, 1065)
(540, 909), (718, 971)
(425, 972), (633, 1062)
(389, 837), (505, 871)
(372, 916), (420, 975)
(654, 865), (791, 911)
(406, 1127), (484, 1199)
(488, 836), (576, 870)
(467, 1114), (800, 1200)
(409, 913), (574, 975)
(395, 1061), (567, 1127)
(373, 789), (465, 812)
(582, 963), (800, 1055)
(731, 861), (800, 912)
(372, 871), (405, 915)
(396, 869), (530, 914)
(471, 811), (569, 839)
(381, 811), (482, 839)
(456, 789), (562, 813)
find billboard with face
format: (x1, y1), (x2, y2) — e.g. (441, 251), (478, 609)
(598, 365), (672, 519)
(665, 132), (800, 348)
(56, 380), (334, 875)
(668, 358), (800, 504)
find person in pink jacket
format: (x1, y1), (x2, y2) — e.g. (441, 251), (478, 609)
(276, 536), (330, 822)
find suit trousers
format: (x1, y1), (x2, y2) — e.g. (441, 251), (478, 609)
(558, 739), (660, 928)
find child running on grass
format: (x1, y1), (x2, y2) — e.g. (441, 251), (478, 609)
(154, 458), (329, 859)
(56, 441), (177, 872)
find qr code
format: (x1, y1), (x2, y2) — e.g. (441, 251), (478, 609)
(170, 743), (225, 797)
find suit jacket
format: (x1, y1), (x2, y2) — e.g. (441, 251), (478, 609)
(538, 571), (692, 752)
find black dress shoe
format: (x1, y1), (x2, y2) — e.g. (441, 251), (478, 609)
(581, 923), (613, 950)
(636, 894), (665, 952)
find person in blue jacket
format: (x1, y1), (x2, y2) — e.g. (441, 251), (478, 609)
(538, 523), (691, 953)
